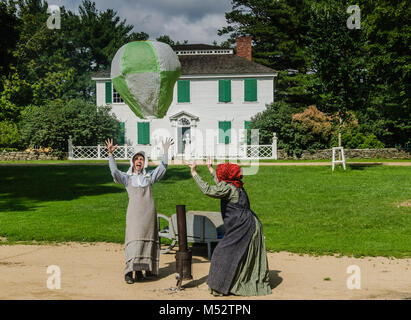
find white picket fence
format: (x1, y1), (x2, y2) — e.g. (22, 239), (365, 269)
(68, 134), (278, 160)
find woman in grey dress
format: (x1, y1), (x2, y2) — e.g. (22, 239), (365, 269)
(105, 137), (173, 284)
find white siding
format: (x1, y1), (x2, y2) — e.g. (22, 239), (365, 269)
(95, 75), (275, 150)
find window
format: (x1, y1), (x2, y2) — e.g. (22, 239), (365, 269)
(113, 87), (124, 103)
(105, 81), (124, 104)
(178, 117), (190, 126)
(177, 80), (190, 103)
(244, 78), (257, 101)
(137, 122), (150, 145)
(218, 121), (231, 144)
(218, 79), (231, 103)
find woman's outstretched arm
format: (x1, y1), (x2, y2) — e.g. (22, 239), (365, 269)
(188, 161), (232, 199)
(206, 156), (219, 185)
(106, 138), (128, 187)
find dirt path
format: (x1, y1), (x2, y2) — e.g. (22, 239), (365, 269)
(0, 242), (410, 300)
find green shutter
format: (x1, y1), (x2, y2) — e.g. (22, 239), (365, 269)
(244, 121), (251, 145)
(218, 121), (231, 144)
(218, 79), (231, 103)
(137, 122), (150, 145)
(225, 121), (231, 144)
(177, 80), (190, 103)
(218, 80), (225, 102)
(218, 121), (225, 143)
(244, 78), (257, 101)
(105, 81), (112, 104)
(224, 79), (231, 102)
(119, 122), (125, 145)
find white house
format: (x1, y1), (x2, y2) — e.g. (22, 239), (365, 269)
(91, 37), (278, 159)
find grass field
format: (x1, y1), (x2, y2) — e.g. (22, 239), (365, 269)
(0, 163), (410, 258)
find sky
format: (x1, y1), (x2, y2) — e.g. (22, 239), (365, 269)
(54, 0), (233, 44)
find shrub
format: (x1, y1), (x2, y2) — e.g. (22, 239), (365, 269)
(291, 105), (332, 152)
(249, 101), (302, 155)
(0, 120), (21, 149)
(332, 131), (385, 149)
(20, 99), (121, 152)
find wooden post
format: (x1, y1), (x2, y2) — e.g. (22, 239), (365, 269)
(175, 205), (193, 290)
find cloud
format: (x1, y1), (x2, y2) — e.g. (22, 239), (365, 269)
(163, 14), (229, 44)
(58, 0), (231, 44)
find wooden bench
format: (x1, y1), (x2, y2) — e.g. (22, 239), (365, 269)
(158, 210), (225, 259)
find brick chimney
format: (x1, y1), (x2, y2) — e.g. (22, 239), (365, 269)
(236, 36), (252, 61)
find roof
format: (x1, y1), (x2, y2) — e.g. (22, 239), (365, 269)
(91, 48), (277, 79)
(171, 44), (226, 51)
(91, 69), (111, 78)
(178, 54), (276, 75)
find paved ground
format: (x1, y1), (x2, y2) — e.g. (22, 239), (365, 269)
(1, 242), (410, 300)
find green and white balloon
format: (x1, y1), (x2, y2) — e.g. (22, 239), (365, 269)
(111, 40), (181, 119)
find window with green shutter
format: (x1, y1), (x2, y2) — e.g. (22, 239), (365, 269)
(119, 122), (125, 145)
(218, 121), (231, 144)
(137, 122), (150, 145)
(105, 81), (112, 104)
(218, 79), (231, 103)
(177, 80), (190, 103)
(244, 78), (257, 101)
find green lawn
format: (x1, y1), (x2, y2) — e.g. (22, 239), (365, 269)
(0, 158), (410, 164)
(0, 164), (410, 258)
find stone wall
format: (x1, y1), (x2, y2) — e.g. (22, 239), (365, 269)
(277, 148), (411, 160)
(0, 151), (60, 161)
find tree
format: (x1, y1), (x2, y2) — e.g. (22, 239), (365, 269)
(360, 0), (411, 147)
(156, 35), (175, 46)
(305, 1), (368, 147)
(0, 1), (19, 83)
(219, 0), (314, 108)
(19, 99), (121, 152)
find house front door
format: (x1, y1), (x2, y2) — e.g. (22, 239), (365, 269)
(178, 126), (191, 154)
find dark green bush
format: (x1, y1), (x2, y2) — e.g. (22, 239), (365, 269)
(20, 99), (121, 152)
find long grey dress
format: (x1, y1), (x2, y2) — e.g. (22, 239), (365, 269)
(109, 153), (167, 275)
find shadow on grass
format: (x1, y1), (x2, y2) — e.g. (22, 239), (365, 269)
(0, 165), (123, 212)
(349, 163), (383, 171)
(0, 165), (195, 212)
(160, 166), (193, 183)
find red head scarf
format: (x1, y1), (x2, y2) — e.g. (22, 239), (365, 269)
(216, 163), (243, 188)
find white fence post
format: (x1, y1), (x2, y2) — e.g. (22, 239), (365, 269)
(97, 145), (101, 159)
(68, 136), (73, 160)
(272, 132), (278, 160)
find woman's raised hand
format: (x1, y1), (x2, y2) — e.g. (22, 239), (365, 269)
(105, 138), (118, 156)
(206, 156), (214, 173)
(188, 160), (197, 176)
(162, 137), (174, 154)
